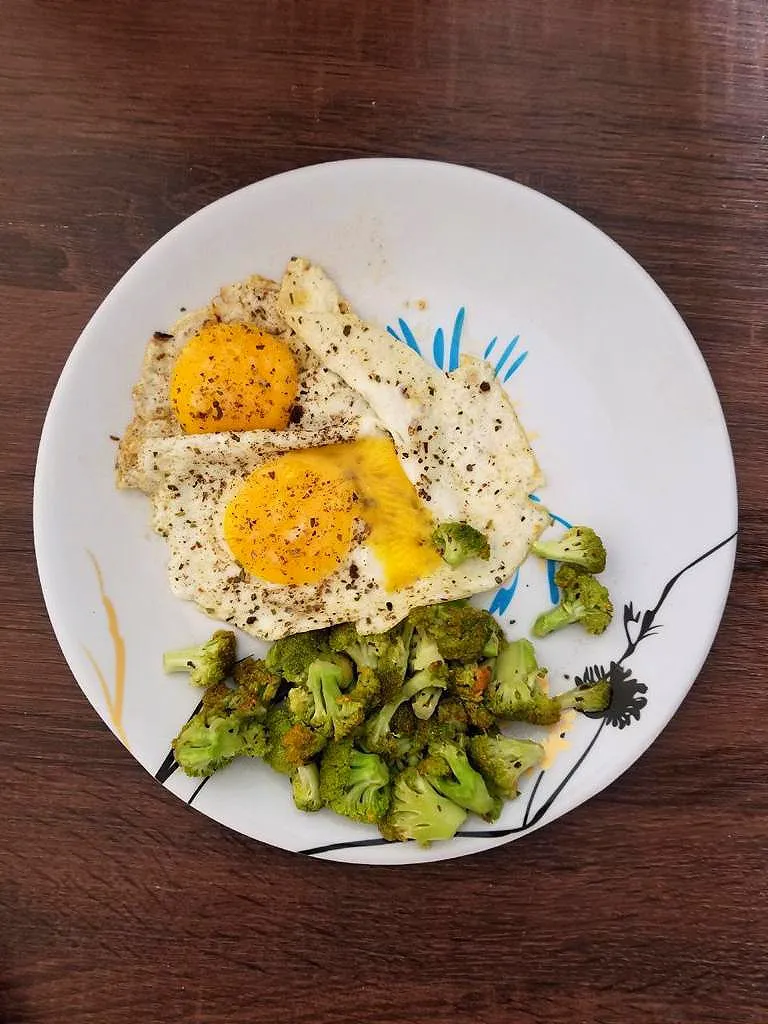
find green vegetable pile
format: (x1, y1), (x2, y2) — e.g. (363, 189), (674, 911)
(162, 528), (614, 846)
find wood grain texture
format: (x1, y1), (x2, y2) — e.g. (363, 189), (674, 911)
(2, 0), (766, 1021)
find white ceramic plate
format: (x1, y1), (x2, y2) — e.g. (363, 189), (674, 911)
(34, 159), (737, 864)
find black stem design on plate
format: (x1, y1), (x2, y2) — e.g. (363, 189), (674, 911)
(300, 836), (392, 857)
(297, 529), (736, 856)
(187, 776), (211, 805)
(618, 530), (737, 663)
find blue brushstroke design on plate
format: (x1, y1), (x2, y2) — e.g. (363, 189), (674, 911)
(530, 495), (573, 604)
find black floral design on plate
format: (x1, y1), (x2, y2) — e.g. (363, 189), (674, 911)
(576, 663), (647, 728)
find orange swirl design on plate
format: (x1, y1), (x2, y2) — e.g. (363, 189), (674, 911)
(83, 552), (128, 748)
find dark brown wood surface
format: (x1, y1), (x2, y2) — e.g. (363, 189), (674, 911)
(2, 0), (766, 1021)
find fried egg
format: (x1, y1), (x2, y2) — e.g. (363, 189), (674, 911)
(130, 260), (549, 639)
(116, 274), (376, 491)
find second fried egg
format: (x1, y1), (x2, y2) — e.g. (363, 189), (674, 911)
(223, 437), (441, 588)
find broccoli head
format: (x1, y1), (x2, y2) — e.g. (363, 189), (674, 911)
(172, 712), (254, 777)
(328, 621), (378, 668)
(432, 521), (491, 566)
(264, 702), (325, 772)
(449, 662), (493, 705)
(238, 719), (270, 760)
(263, 703), (300, 775)
(361, 702), (417, 762)
(408, 627), (444, 673)
(402, 663), (449, 721)
(531, 526), (607, 574)
(172, 668), (273, 777)
(163, 629), (237, 688)
(287, 659), (366, 740)
(318, 739), (391, 824)
(291, 763), (323, 813)
(485, 639), (561, 725)
(532, 565), (613, 638)
(434, 697), (470, 739)
(379, 767), (467, 846)
(555, 676), (612, 715)
(202, 676), (268, 722)
(468, 734), (545, 800)
(421, 739), (501, 820)
(172, 679), (268, 777)
(409, 603), (502, 663)
(282, 720), (327, 764)
(346, 665), (383, 709)
(329, 620), (413, 699)
(364, 665), (449, 751)
(232, 657), (282, 705)
(265, 628), (331, 683)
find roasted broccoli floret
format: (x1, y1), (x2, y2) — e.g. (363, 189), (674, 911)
(263, 704), (300, 775)
(531, 526), (607, 574)
(329, 620), (413, 698)
(328, 621), (378, 668)
(265, 628), (331, 684)
(421, 739), (501, 820)
(485, 639), (560, 724)
(287, 659), (366, 740)
(172, 667), (273, 777)
(468, 734), (545, 800)
(171, 678), (268, 777)
(283, 720), (327, 764)
(364, 667), (448, 751)
(172, 712), (258, 777)
(448, 663), (497, 729)
(163, 629), (236, 688)
(238, 719), (270, 759)
(532, 565), (613, 637)
(379, 767), (467, 846)
(409, 662), (449, 720)
(434, 697), (470, 740)
(555, 677), (612, 715)
(232, 657), (282, 706)
(291, 763), (323, 812)
(449, 662), (493, 705)
(409, 628), (444, 672)
(318, 739), (391, 823)
(361, 702), (417, 762)
(432, 521), (491, 566)
(347, 665), (382, 709)
(409, 603), (502, 663)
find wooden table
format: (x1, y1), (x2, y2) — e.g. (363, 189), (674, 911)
(3, 1), (766, 1021)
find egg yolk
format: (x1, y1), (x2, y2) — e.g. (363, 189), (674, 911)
(170, 322), (298, 433)
(223, 437), (442, 589)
